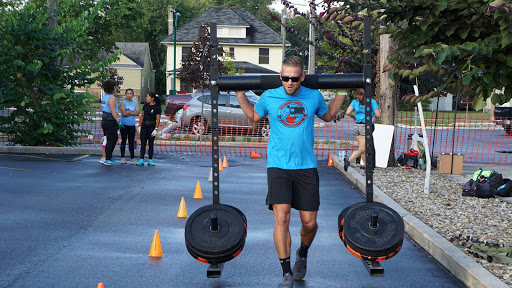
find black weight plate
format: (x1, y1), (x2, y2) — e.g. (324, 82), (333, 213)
(338, 202), (365, 237)
(185, 204), (246, 264)
(228, 204), (247, 224)
(343, 202), (404, 261)
(185, 204), (247, 264)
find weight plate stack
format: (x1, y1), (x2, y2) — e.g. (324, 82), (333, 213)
(341, 202), (404, 262)
(185, 204), (247, 264)
(338, 202), (366, 238)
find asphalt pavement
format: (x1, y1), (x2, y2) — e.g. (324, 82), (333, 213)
(0, 152), (465, 288)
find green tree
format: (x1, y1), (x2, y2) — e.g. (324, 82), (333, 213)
(0, 0), (118, 146)
(137, 0), (207, 95)
(347, 0), (512, 109)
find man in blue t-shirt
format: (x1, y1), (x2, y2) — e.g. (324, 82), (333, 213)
(236, 56), (347, 288)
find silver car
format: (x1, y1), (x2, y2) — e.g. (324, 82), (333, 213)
(180, 91), (270, 137)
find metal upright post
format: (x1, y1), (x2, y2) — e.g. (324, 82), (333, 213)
(209, 23), (220, 206)
(206, 22), (224, 277)
(363, 16), (374, 204)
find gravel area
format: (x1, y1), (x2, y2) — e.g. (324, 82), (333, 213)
(361, 166), (512, 287)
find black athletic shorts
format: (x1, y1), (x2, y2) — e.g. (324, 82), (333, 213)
(266, 168), (320, 211)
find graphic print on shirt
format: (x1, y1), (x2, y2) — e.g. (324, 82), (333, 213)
(277, 100), (308, 127)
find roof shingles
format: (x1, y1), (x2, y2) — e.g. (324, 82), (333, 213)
(161, 7), (286, 45)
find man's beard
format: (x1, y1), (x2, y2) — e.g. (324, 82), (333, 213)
(285, 85), (299, 95)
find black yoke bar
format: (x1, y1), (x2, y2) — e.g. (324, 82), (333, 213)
(216, 73), (365, 91)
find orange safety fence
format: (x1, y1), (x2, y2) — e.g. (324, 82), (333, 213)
(0, 108), (510, 165)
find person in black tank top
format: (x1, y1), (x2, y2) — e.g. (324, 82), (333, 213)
(136, 92), (161, 166)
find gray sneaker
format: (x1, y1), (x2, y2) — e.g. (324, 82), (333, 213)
(277, 272), (294, 288)
(120, 157), (127, 164)
(130, 158), (137, 164)
(292, 249), (307, 280)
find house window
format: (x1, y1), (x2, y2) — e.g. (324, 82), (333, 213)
(182, 46), (191, 61)
(180, 81), (194, 93)
(117, 76), (124, 88)
(229, 28), (242, 37)
(217, 28), (224, 37)
(259, 48), (269, 64)
(225, 47), (235, 58)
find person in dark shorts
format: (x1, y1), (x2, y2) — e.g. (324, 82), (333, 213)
(136, 92), (161, 166)
(235, 56), (347, 288)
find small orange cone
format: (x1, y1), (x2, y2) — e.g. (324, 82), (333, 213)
(223, 156), (228, 168)
(149, 230), (163, 257)
(251, 152), (261, 158)
(193, 181), (203, 199)
(219, 158), (224, 171)
(97, 283), (104, 288)
(328, 155), (334, 166)
(177, 197), (188, 218)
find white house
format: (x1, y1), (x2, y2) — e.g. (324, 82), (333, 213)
(161, 6), (289, 94)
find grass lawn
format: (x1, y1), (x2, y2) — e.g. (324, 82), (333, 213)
(397, 110), (492, 126)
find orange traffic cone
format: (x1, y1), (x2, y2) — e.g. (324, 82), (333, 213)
(97, 283), (104, 288)
(219, 158), (224, 171)
(193, 181), (203, 199)
(251, 152), (261, 158)
(223, 156), (228, 168)
(177, 197), (188, 218)
(328, 155), (334, 166)
(149, 230), (163, 257)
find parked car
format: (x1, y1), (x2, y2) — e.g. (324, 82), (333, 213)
(164, 92), (193, 120)
(493, 106), (512, 135)
(180, 91), (270, 137)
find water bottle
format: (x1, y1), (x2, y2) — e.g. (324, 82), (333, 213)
(338, 151), (342, 161)
(341, 151), (346, 163)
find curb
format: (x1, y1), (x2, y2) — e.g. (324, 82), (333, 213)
(0, 146), (138, 157)
(331, 154), (508, 288)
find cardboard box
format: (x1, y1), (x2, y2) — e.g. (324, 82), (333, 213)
(438, 153), (464, 175)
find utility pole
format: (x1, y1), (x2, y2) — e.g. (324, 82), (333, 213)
(168, 6), (179, 95)
(281, 7), (287, 61)
(308, 7), (315, 74)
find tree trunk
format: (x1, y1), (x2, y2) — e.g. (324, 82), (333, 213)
(47, 0), (58, 28)
(376, 33), (399, 166)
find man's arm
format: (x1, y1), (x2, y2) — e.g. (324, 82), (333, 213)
(235, 91), (264, 123)
(319, 90), (347, 122)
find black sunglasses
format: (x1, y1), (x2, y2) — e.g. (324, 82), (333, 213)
(281, 76), (301, 82)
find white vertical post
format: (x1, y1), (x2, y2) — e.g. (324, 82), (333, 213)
(417, 102), (431, 194)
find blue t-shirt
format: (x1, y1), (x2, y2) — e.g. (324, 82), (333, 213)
(101, 94), (119, 114)
(254, 86), (329, 169)
(121, 100), (137, 126)
(350, 99), (379, 123)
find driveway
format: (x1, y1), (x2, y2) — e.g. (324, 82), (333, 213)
(0, 153), (463, 287)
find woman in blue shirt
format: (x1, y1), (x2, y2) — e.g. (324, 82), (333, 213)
(100, 79), (122, 165)
(119, 88), (140, 164)
(343, 88), (381, 171)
